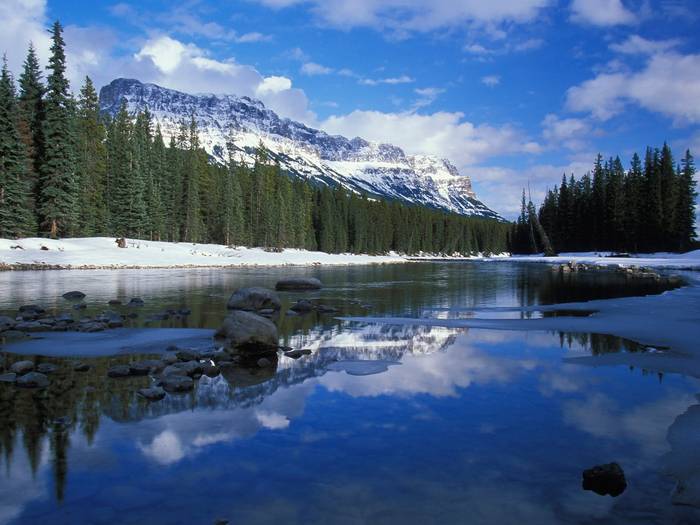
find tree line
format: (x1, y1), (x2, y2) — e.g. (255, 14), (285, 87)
(0, 21), (510, 255)
(512, 145), (697, 254)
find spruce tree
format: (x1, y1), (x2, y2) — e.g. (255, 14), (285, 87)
(75, 76), (108, 235)
(17, 42), (44, 208)
(0, 57), (35, 237)
(39, 21), (77, 237)
(675, 150), (697, 251)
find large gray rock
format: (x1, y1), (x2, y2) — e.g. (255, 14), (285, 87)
(16, 372), (49, 388)
(215, 310), (278, 350)
(226, 287), (281, 312)
(10, 360), (34, 375)
(275, 277), (322, 291)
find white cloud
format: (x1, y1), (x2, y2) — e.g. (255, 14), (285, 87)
(0, 0), (52, 73)
(481, 75), (500, 87)
(570, 0), (637, 26)
(256, 75), (293, 94)
(301, 61), (334, 75)
(541, 113), (593, 151)
(321, 109), (540, 168)
(253, 0), (552, 34)
(609, 34), (681, 55)
(360, 75), (415, 86)
(235, 32), (273, 43)
(566, 51), (700, 124)
(412, 87), (446, 108)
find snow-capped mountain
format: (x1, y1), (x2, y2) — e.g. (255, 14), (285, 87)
(99, 78), (501, 219)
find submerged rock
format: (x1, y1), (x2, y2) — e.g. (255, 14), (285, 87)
(0, 315), (16, 331)
(160, 375), (194, 393)
(137, 386), (166, 401)
(128, 297), (145, 307)
(10, 360), (35, 375)
(582, 462), (627, 497)
(72, 362), (90, 372)
(107, 365), (131, 378)
(275, 277), (322, 291)
(36, 363), (59, 374)
(16, 372), (49, 388)
(62, 291), (86, 300)
(215, 310), (278, 350)
(226, 287), (281, 312)
(290, 299), (315, 313)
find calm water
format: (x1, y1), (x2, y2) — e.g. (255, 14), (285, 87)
(0, 262), (698, 524)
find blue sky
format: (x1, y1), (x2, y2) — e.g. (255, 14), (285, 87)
(2, 0), (699, 217)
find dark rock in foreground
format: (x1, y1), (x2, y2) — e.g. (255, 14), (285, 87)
(226, 287), (281, 312)
(275, 277), (322, 291)
(582, 462), (627, 497)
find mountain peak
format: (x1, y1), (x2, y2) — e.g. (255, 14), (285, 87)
(99, 78), (501, 220)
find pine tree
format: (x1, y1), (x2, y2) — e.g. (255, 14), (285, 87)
(17, 42), (44, 211)
(675, 150), (697, 251)
(75, 76), (108, 235)
(0, 57), (35, 237)
(39, 21), (77, 237)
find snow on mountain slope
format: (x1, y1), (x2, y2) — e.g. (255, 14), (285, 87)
(99, 78), (502, 219)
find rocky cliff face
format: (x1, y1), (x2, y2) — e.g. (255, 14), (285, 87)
(99, 78), (501, 219)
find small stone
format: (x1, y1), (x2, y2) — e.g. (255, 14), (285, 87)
(16, 372), (49, 389)
(107, 365), (131, 378)
(290, 300), (315, 313)
(202, 363), (220, 377)
(275, 277), (323, 291)
(284, 349), (312, 359)
(160, 375), (194, 393)
(176, 350), (198, 362)
(137, 386), (166, 401)
(0, 373), (17, 383)
(36, 363), (59, 374)
(62, 291), (86, 300)
(128, 298), (145, 307)
(10, 360), (34, 375)
(582, 462), (627, 497)
(108, 299), (122, 305)
(128, 362), (153, 376)
(73, 362), (90, 372)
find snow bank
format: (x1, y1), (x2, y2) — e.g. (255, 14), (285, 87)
(0, 237), (407, 270)
(504, 250), (700, 270)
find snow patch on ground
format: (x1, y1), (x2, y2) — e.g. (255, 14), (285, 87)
(0, 237), (407, 269)
(503, 251), (700, 270)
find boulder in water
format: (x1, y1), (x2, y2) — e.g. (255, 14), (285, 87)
(137, 387), (166, 401)
(160, 375), (194, 393)
(226, 287), (281, 312)
(215, 310), (278, 350)
(62, 291), (86, 300)
(275, 277), (322, 291)
(107, 365), (131, 378)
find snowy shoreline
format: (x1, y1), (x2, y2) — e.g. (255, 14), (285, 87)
(0, 237), (408, 270)
(1, 237), (699, 271)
